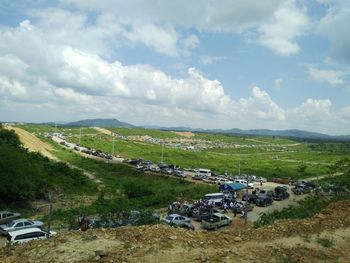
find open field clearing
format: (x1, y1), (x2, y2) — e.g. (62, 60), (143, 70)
(17, 124), (350, 179)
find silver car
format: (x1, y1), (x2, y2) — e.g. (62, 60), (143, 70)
(161, 214), (194, 230)
(0, 218), (44, 233)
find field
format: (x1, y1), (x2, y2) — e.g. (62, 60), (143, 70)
(16, 124), (350, 180)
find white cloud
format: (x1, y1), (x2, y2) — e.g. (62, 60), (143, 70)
(239, 86), (286, 121)
(318, 5), (350, 63)
(274, 78), (284, 88)
(61, 0), (308, 56)
(200, 55), (227, 65)
(257, 0), (309, 55)
(308, 66), (345, 85)
(0, 5), (349, 134)
(182, 34), (199, 50)
(121, 22), (180, 57)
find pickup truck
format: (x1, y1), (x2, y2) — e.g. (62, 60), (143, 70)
(201, 213), (232, 230)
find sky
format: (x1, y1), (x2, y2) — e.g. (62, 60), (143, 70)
(0, 0), (350, 135)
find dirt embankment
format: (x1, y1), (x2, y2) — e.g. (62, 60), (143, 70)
(1, 200), (349, 263)
(93, 127), (113, 136)
(5, 126), (57, 160)
(172, 131), (195, 137)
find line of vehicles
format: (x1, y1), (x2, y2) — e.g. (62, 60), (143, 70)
(0, 211), (53, 244)
(59, 141), (114, 160)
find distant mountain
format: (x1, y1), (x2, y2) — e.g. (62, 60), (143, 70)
(65, 118), (134, 128)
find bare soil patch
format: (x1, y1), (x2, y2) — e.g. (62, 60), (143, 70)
(93, 127), (113, 136)
(172, 131), (195, 137)
(6, 126), (57, 160)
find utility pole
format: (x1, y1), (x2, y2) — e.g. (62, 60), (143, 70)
(46, 192), (53, 238)
(161, 142), (164, 163)
(79, 128), (82, 146)
(112, 133), (115, 157)
(241, 159), (248, 225)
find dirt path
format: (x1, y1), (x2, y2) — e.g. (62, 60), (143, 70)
(5, 126), (57, 160)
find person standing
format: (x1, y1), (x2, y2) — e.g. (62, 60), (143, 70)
(233, 204), (237, 217)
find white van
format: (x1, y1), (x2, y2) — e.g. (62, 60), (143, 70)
(195, 169), (212, 178)
(234, 179), (254, 189)
(6, 227), (56, 244)
(204, 193), (224, 206)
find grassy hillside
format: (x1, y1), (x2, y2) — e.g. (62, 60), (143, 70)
(0, 125), (97, 207)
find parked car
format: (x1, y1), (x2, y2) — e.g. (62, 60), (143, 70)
(232, 202), (254, 213)
(201, 213), (232, 230)
(161, 168), (174, 175)
(193, 174), (203, 180)
(254, 190), (274, 207)
(192, 208), (220, 221)
(273, 186), (290, 200)
(170, 204), (195, 217)
(255, 176), (267, 183)
(149, 165), (160, 172)
(173, 169), (186, 178)
(6, 227), (56, 244)
(255, 195), (273, 206)
(242, 193), (258, 203)
(0, 219), (44, 234)
(292, 184), (313, 195)
(234, 179), (254, 189)
(0, 211), (21, 225)
(161, 214), (194, 230)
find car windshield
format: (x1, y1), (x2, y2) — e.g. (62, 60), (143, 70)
(6, 221), (15, 227)
(165, 216), (172, 220)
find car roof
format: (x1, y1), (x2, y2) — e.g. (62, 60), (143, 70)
(8, 227), (44, 237)
(168, 214), (181, 217)
(9, 218), (29, 224)
(205, 193), (224, 196)
(212, 213), (226, 217)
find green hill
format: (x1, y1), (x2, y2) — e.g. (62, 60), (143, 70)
(0, 125), (97, 207)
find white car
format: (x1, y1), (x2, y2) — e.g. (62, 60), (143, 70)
(6, 227), (56, 244)
(0, 218), (44, 233)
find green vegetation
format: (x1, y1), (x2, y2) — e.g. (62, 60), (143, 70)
(0, 125), (97, 207)
(316, 237), (334, 248)
(42, 145), (216, 223)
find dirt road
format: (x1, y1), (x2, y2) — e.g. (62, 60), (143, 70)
(5, 126), (57, 160)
